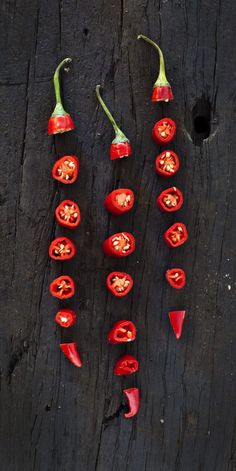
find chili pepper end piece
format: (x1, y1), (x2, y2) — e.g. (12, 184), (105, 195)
(168, 310), (186, 339)
(164, 223), (188, 248)
(114, 354), (139, 376)
(152, 118), (176, 146)
(165, 268), (186, 289)
(157, 187), (183, 213)
(152, 84), (174, 103)
(123, 387), (140, 418)
(107, 320), (137, 344)
(60, 342), (82, 367)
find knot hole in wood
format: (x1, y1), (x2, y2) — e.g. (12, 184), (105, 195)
(191, 96), (211, 145)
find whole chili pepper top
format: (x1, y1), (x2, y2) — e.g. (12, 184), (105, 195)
(156, 150), (180, 177)
(103, 232), (135, 257)
(48, 58), (75, 135)
(152, 118), (176, 145)
(55, 200), (81, 229)
(96, 85), (132, 160)
(165, 268), (186, 289)
(52, 155), (79, 184)
(114, 354), (139, 376)
(168, 310), (186, 339)
(106, 272), (133, 297)
(55, 309), (77, 328)
(104, 188), (134, 215)
(107, 320), (137, 344)
(164, 222), (188, 248)
(157, 187), (183, 212)
(49, 236), (76, 260)
(60, 343), (82, 367)
(49, 275), (75, 299)
(138, 34), (173, 102)
(123, 388), (140, 418)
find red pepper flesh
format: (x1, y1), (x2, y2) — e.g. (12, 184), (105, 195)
(107, 320), (136, 344)
(55, 199), (81, 229)
(157, 187), (183, 212)
(165, 268), (186, 289)
(49, 236), (76, 261)
(52, 155), (79, 184)
(123, 387), (140, 418)
(106, 272), (133, 297)
(168, 310), (186, 339)
(49, 275), (75, 299)
(103, 232), (135, 257)
(164, 223), (188, 248)
(55, 309), (77, 328)
(152, 118), (176, 145)
(104, 189), (134, 215)
(152, 85), (174, 102)
(155, 150), (180, 177)
(114, 354), (139, 376)
(110, 142), (132, 160)
(60, 342), (82, 367)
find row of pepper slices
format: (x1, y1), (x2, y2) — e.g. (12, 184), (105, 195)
(48, 35), (187, 419)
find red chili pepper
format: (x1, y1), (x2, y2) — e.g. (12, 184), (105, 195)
(152, 118), (176, 145)
(48, 58), (75, 135)
(114, 354), (139, 376)
(60, 342), (82, 367)
(137, 35), (174, 103)
(96, 85), (132, 160)
(55, 200), (81, 229)
(49, 275), (75, 299)
(52, 155), (79, 184)
(168, 310), (186, 339)
(107, 320), (136, 344)
(106, 272), (133, 297)
(165, 268), (186, 289)
(155, 150), (180, 177)
(49, 236), (76, 261)
(123, 388), (140, 418)
(157, 187), (183, 213)
(55, 309), (77, 328)
(104, 189), (134, 215)
(164, 223), (188, 248)
(103, 232), (135, 257)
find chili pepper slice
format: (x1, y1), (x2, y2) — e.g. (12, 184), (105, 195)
(49, 236), (76, 261)
(168, 310), (186, 339)
(52, 155), (79, 184)
(55, 199), (81, 229)
(60, 342), (82, 367)
(96, 85), (132, 160)
(49, 275), (75, 299)
(104, 189), (134, 215)
(106, 272), (133, 297)
(103, 232), (135, 257)
(107, 320), (136, 344)
(48, 58), (75, 135)
(114, 354), (139, 376)
(164, 223), (188, 248)
(137, 35), (174, 103)
(156, 150), (180, 177)
(157, 187), (183, 212)
(123, 388), (140, 418)
(55, 309), (77, 328)
(152, 118), (176, 145)
(165, 268), (186, 289)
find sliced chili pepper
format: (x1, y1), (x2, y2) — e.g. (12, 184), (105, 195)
(49, 236), (76, 261)
(48, 58), (75, 135)
(123, 388), (140, 418)
(152, 118), (176, 145)
(55, 309), (77, 328)
(165, 268), (186, 289)
(164, 223), (188, 248)
(55, 199), (81, 229)
(103, 232), (135, 257)
(168, 310), (186, 339)
(60, 342), (82, 367)
(49, 275), (75, 299)
(137, 35), (174, 102)
(157, 187), (183, 213)
(155, 150), (180, 177)
(105, 189), (134, 215)
(107, 320), (136, 344)
(114, 354), (139, 376)
(52, 155), (79, 184)
(96, 85), (132, 160)
(106, 272), (133, 297)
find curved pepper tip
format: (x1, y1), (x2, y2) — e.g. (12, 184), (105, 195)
(123, 387), (140, 418)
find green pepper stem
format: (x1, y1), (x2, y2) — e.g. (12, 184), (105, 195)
(137, 35), (169, 87)
(53, 58), (72, 105)
(95, 85), (128, 143)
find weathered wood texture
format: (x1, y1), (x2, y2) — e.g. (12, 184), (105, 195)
(0, 1), (236, 470)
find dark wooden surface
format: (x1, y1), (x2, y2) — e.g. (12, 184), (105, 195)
(1, 1), (236, 470)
